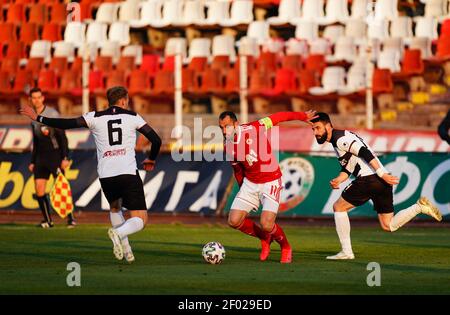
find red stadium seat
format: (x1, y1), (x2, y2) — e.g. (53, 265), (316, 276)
(128, 69), (151, 95)
(70, 57), (83, 72)
(42, 23), (63, 42)
(211, 56), (231, 71)
(0, 57), (19, 78)
(140, 54), (160, 77)
(94, 56), (113, 74)
(249, 68), (273, 95)
(49, 3), (69, 24)
(106, 70), (126, 89)
(89, 70), (105, 92)
(305, 54), (326, 75)
(117, 55), (136, 73)
(49, 57), (68, 78)
(440, 19), (450, 39)
(401, 49), (424, 75)
(162, 55), (175, 71)
(153, 70), (174, 94)
(5, 41), (26, 58)
(436, 36), (450, 60)
(26, 57), (45, 79)
(199, 68), (223, 93)
(37, 69), (58, 92)
(0, 23), (17, 42)
(13, 69), (34, 94)
(188, 57), (208, 72)
(266, 68), (297, 96)
(28, 4), (48, 26)
(256, 52), (278, 72)
(7, 4), (26, 24)
(20, 23), (40, 45)
(0, 71), (12, 94)
(296, 69), (320, 95)
(181, 68), (197, 93)
(224, 67), (240, 93)
(373, 68), (393, 94)
(281, 55), (303, 72)
(59, 69), (82, 96)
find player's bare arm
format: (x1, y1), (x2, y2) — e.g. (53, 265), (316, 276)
(368, 158), (400, 186)
(330, 172), (350, 189)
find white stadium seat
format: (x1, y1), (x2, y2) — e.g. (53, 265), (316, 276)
(165, 38), (188, 60)
(309, 38), (332, 55)
(119, 1), (140, 22)
(247, 21), (270, 45)
(212, 35), (236, 62)
(350, 0), (369, 20)
(338, 66), (366, 95)
(130, 0), (162, 28)
(323, 25), (345, 45)
(285, 38), (309, 57)
(220, 0), (253, 27)
(100, 41), (121, 64)
(64, 22), (86, 49)
(109, 22), (130, 46)
(390, 17), (414, 39)
(96, 3), (119, 24)
(310, 66), (346, 95)
(377, 50), (401, 73)
(204, 0), (230, 25)
(320, 0), (349, 25)
(414, 16), (439, 40)
(151, 0), (183, 28)
(267, 0), (302, 25)
(326, 37), (357, 63)
(53, 41), (75, 62)
(188, 38), (211, 61)
(295, 20), (319, 42)
(174, 0), (206, 26)
(368, 18), (389, 40)
(86, 22), (108, 45)
(409, 36), (433, 59)
(30, 40), (52, 63)
(123, 45), (143, 65)
(374, 0), (398, 20)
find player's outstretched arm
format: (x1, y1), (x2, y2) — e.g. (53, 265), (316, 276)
(20, 104), (87, 129)
(330, 171), (349, 189)
(258, 110), (317, 129)
(137, 124), (162, 171)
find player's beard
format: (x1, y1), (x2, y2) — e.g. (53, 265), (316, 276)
(315, 131), (328, 144)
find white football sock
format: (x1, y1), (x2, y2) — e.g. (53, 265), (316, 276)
(115, 217), (144, 240)
(110, 211), (131, 250)
(334, 212), (353, 254)
(389, 204), (421, 232)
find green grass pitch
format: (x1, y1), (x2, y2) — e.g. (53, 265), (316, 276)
(1, 223), (450, 295)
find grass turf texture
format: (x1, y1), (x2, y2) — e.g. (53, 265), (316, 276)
(1, 223), (449, 295)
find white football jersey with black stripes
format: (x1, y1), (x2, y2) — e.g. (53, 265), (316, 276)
(82, 106), (147, 178)
(330, 129), (383, 178)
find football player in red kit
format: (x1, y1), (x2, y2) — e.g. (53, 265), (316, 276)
(219, 110), (317, 263)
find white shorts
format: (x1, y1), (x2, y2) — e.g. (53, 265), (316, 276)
(230, 178), (283, 213)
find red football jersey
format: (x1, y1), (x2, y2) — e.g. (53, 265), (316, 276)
(225, 112), (308, 185)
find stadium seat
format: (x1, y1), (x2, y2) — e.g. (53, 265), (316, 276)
(71, 57), (83, 72)
(440, 19), (450, 38)
(377, 50), (401, 73)
(7, 3), (26, 24)
(309, 38), (332, 56)
(0, 23), (17, 42)
(118, 0), (140, 22)
(249, 68), (273, 95)
(224, 67), (240, 93)
(140, 54), (160, 77)
(247, 21), (270, 46)
(372, 68), (393, 94)
(309, 66), (346, 95)
(0, 71), (12, 94)
(165, 38), (188, 61)
(128, 69), (151, 95)
(262, 38), (285, 55)
(199, 68), (223, 93)
(117, 55), (136, 73)
(374, 0), (398, 20)
(1, 57), (19, 77)
(295, 20), (319, 42)
(436, 36), (450, 60)
(94, 56), (113, 73)
(267, 0), (301, 25)
(151, 0), (183, 28)
(37, 69), (58, 92)
(188, 38), (211, 62)
(25, 57), (45, 79)
(320, 0), (349, 25)
(237, 36), (259, 58)
(53, 41), (75, 62)
(86, 22), (108, 45)
(266, 68), (297, 95)
(109, 22), (130, 46)
(181, 68), (198, 93)
(19, 23), (40, 45)
(5, 41), (26, 58)
(89, 70), (105, 92)
(368, 18), (389, 40)
(176, 0), (206, 26)
(281, 55), (303, 72)
(350, 0), (369, 20)
(256, 52), (278, 72)
(28, 4), (48, 26)
(211, 55), (231, 72)
(204, 0), (230, 25)
(345, 19), (367, 45)
(401, 49), (424, 75)
(305, 54), (326, 75)
(424, 0), (447, 18)
(296, 69), (320, 95)
(122, 45), (143, 65)
(414, 17), (439, 40)
(153, 70), (174, 94)
(130, 0), (161, 28)
(212, 35), (236, 63)
(390, 17), (413, 39)
(42, 23), (63, 42)
(323, 25), (345, 45)
(100, 41), (121, 63)
(294, 0), (324, 22)
(409, 37), (433, 59)
(49, 56), (68, 78)
(59, 69), (82, 96)
(338, 66), (366, 95)
(49, 2), (69, 24)
(96, 2), (119, 24)
(64, 22), (86, 48)
(105, 69), (126, 89)
(30, 40), (52, 63)
(285, 38), (309, 57)
(188, 57), (208, 72)
(326, 37), (357, 63)
(12, 69), (34, 93)
(358, 38), (382, 62)
(220, 0), (253, 27)
(162, 55), (175, 71)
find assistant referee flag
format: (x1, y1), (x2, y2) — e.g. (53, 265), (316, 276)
(50, 172), (74, 218)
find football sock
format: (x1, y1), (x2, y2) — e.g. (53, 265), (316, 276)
(237, 218), (269, 240)
(389, 204), (421, 232)
(115, 217), (144, 240)
(110, 211), (131, 250)
(37, 195), (52, 223)
(269, 224), (290, 248)
(67, 213), (75, 223)
(334, 212), (353, 254)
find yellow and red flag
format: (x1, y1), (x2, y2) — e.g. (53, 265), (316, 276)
(50, 172), (74, 218)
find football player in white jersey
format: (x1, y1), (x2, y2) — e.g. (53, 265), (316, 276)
(20, 86), (162, 263)
(310, 113), (442, 260)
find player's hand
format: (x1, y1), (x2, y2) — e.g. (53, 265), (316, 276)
(304, 110), (318, 123)
(142, 159), (155, 171)
(28, 164), (34, 172)
(19, 104), (38, 121)
(381, 173), (399, 186)
(60, 159), (70, 170)
(330, 178), (341, 189)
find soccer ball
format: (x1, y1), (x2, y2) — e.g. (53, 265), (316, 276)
(202, 242), (226, 264)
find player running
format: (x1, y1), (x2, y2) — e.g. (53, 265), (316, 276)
(219, 110), (317, 263)
(310, 112), (442, 260)
(20, 86), (162, 263)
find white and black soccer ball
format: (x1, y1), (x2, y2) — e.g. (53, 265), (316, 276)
(202, 242), (226, 264)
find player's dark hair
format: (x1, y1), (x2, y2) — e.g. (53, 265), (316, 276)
(219, 111), (237, 122)
(310, 112), (333, 127)
(107, 86), (129, 106)
(29, 87), (42, 96)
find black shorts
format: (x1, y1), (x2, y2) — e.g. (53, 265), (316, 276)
(34, 155), (61, 179)
(99, 172), (147, 210)
(342, 174), (394, 214)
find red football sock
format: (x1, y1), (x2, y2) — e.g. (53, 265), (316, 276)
(270, 224), (290, 248)
(237, 218), (269, 240)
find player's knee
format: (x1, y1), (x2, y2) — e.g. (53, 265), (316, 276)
(260, 218), (274, 233)
(228, 216), (243, 229)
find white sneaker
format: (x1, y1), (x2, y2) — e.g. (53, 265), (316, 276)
(417, 197), (442, 222)
(326, 251), (355, 260)
(108, 228), (124, 260)
(124, 248), (136, 264)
